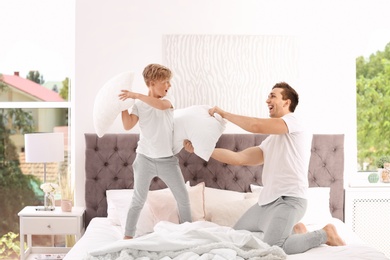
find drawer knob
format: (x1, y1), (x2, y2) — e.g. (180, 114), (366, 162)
(47, 224), (51, 229)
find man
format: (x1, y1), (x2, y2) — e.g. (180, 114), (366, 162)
(184, 82), (345, 254)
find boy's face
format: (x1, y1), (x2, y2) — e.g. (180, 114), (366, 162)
(150, 78), (171, 98)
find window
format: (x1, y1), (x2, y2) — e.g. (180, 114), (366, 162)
(356, 41), (390, 171)
(0, 78), (73, 257)
(0, 1), (75, 257)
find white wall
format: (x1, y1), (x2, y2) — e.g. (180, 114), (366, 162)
(74, 0), (390, 206)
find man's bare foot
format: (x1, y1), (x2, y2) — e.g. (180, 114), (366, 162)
(124, 235), (133, 240)
(293, 222), (307, 234)
(323, 224), (346, 246)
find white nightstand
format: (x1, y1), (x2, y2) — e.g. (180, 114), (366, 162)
(18, 206), (85, 260)
(345, 183), (390, 258)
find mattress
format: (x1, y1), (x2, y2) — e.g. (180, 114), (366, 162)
(64, 217), (388, 260)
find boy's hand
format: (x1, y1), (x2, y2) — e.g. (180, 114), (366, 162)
(183, 139), (194, 153)
(119, 90), (138, 101)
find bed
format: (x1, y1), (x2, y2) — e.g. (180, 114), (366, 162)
(64, 133), (388, 260)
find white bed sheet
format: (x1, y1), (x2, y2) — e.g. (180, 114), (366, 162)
(64, 217), (388, 260)
(64, 218), (123, 260)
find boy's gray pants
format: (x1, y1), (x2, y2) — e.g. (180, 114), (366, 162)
(125, 153), (192, 237)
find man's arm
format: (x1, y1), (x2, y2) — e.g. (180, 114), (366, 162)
(211, 146), (264, 166)
(209, 107), (288, 134)
(183, 140), (263, 166)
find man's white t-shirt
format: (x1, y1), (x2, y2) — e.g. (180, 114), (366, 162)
(131, 93), (175, 158)
(258, 113), (312, 206)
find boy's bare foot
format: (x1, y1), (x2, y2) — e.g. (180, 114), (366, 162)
(293, 222), (307, 234)
(323, 224), (346, 246)
(124, 235), (133, 240)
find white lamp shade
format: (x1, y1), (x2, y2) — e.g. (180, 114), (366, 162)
(25, 133), (64, 163)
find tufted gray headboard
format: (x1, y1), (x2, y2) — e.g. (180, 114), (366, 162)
(84, 133), (344, 227)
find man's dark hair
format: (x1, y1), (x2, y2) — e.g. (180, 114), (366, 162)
(272, 82), (299, 112)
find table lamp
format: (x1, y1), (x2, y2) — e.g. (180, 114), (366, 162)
(25, 132), (64, 211)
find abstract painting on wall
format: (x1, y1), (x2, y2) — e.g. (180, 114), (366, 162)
(163, 35), (299, 117)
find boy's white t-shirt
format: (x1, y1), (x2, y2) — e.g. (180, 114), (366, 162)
(131, 93), (175, 158)
(258, 113), (312, 206)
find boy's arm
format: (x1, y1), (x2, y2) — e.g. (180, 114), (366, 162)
(135, 94), (172, 110)
(119, 90), (172, 110)
(121, 110), (139, 130)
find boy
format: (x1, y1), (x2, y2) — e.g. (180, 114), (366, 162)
(119, 63), (192, 239)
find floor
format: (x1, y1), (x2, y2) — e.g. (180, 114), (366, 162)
(26, 253), (66, 260)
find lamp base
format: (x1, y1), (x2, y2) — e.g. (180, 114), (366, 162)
(35, 206), (55, 211)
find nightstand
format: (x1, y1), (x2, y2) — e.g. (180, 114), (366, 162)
(18, 206), (85, 260)
(345, 184), (390, 258)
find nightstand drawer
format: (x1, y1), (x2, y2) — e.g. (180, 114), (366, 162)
(22, 217), (78, 234)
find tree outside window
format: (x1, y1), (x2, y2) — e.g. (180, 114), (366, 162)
(356, 42), (390, 171)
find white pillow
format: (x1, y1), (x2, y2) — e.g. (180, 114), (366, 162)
(250, 184), (263, 193)
(300, 187), (332, 225)
(93, 71), (135, 137)
(204, 187), (247, 221)
(248, 185), (332, 225)
(106, 189), (154, 237)
(173, 105), (226, 161)
(210, 197), (258, 227)
(147, 182), (206, 224)
(108, 183), (206, 237)
(246, 184), (263, 198)
(106, 189), (133, 226)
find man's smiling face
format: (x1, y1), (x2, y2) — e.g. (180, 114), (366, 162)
(266, 88), (289, 118)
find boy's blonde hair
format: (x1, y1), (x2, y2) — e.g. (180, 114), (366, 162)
(142, 64), (172, 86)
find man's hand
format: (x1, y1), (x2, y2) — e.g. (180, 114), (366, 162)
(209, 106), (225, 118)
(183, 139), (194, 153)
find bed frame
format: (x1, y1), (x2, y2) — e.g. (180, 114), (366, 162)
(84, 133), (344, 227)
